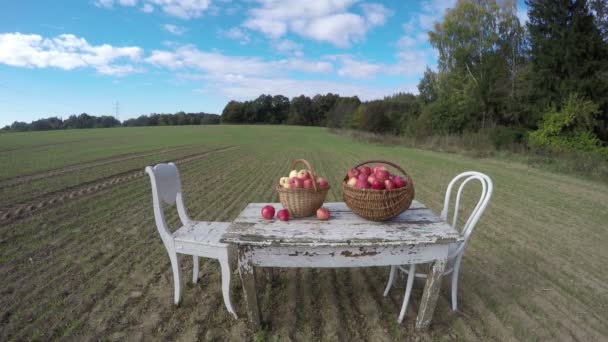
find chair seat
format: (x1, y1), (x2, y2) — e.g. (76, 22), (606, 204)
(174, 221), (231, 248)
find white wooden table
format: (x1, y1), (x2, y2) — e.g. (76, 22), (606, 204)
(221, 201), (462, 330)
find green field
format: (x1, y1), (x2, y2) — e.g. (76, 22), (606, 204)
(1, 125), (607, 341)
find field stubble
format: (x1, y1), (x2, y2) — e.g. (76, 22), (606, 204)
(0, 125), (607, 341)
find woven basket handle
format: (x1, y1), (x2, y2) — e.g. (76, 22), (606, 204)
(353, 160), (409, 178)
(291, 159), (318, 191)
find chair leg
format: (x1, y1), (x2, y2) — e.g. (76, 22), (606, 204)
(451, 255), (463, 311)
(168, 252), (181, 305)
(192, 256), (199, 284)
(383, 265), (397, 296)
(398, 264), (416, 324)
(219, 252), (238, 319)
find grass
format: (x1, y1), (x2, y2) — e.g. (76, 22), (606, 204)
(331, 128), (608, 184)
(1, 125), (607, 341)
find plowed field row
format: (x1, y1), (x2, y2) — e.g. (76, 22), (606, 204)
(0, 126), (606, 341)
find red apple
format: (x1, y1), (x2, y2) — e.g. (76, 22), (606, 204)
(277, 209), (290, 221)
(316, 177), (329, 188)
(347, 177), (357, 187)
(358, 173), (368, 181)
(316, 207), (330, 220)
(355, 178), (370, 189)
(297, 169), (310, 180)
(375, 170), (390, 182)
(371, 180), (385, 190)
(389, 175), (395, 181)
(384, 179), (396, 190)
(347, 168), (360, 179)
(289, 177), (303, 189)
(367, 174), (377, 184)
(360, 166), (372, 175)
(372, 165), (387, 173)
(261, 205), (275, 219)
(393, 176), (407, 188)
(303, 179), (314, 189)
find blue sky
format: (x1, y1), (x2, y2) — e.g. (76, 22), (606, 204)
(0, 0), (527, 126)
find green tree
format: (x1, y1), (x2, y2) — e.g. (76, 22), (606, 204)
(529, 94), (606, 153)
(526, 0), (608, 139)
(428, 0), (526, 131)
(287, 95), (313, 125)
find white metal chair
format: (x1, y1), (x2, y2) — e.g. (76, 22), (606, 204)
(383, 171), (493, 323)
(145, 162), (237, 318)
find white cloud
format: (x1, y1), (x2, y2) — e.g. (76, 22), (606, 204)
(337, 56), (382, 79)
(95, 0), (114, 8)
(199, 74), (416, 101)
(395, 0), (454, 63)
(361, 3), (390, 26)
(149, 0), (211, 19)
(141, 3), (154, 12)
(334, 51), (432, 80)
(146, 45), (332, 75)
(242, 0), (390, 47)
(97, 0), (210, 19)
(222, 27), (250, 44)
(119, 0), (138, 6)
(163, 24), (187, 35)
(272, 39), (303, 56)
(0, 32), (143, 76)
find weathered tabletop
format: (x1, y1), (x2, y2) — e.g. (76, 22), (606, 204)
(221, 201), (461, 330)
(222, 201), (461, 247)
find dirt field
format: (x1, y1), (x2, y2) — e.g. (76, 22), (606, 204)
(1, 125), (607, 341)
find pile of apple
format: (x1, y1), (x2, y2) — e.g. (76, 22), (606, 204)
(278, 169), (329, 189)
(345, 165), (407, 190)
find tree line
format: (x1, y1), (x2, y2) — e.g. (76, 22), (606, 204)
(1, 112), (220, 132)
(222, 0), (608, 156)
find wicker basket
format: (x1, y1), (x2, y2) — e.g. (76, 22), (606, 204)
(342, 160), (415, 221)
(277, 159), (330, 217)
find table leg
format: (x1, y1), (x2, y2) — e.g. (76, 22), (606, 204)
(416, 257), (447, 330)
(238, 247), (261, 329)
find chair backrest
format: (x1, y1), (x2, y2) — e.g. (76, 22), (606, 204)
(145, 163), (192, 243)
(440, 171), (493, 258)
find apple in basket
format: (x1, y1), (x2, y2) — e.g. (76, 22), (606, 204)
(261, 205), (275, 219)
(347, 177), (357, 187)
(279, 177), (290, 188)
(367, 174), (377, 184)
(289, 169), (298, 178)
(393, 176), (407, 188)
(360, 166), (372, 176)
(289, 177), (303, 188)
(297, 169), (310, 180)
(384, 179), (396, 190)
(372, 165), (387, 173)
(371, 180), (385, 190)
(347, 168), (360, 179)
(303, 179), (314, 189)
(375, 170), (390, 182)
(317, 207), (330, 220)
(355, 178), (370, 189)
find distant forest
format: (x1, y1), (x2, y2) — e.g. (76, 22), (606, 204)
(3, 0), (607, 157)
(1, 112), (220, 132)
